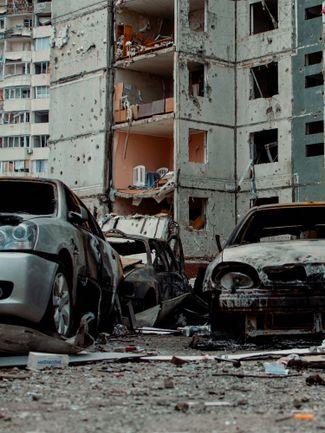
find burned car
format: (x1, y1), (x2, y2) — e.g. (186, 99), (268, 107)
(203, 203), (325, 338)
(102, 215), (191, 326)
(0, 177), (122, 337)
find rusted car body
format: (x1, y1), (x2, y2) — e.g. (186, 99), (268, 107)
(101, 215), (191, 324)
(203, 203), (325, 338)
(0, 177), (123, 337)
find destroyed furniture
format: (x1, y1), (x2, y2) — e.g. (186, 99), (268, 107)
(0, 177), (123, 337)
(203, 202), (325, 338)
(104, 224), (191, 327)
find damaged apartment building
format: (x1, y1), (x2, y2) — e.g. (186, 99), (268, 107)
(0, 0), (51, 177)
(49, 0), (325, 266)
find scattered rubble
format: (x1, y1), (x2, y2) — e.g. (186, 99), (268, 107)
(1, 331), (325, 432)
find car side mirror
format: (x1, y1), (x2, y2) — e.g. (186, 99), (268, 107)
(215, 234), (224, 253)
(68, 207), (88, 223)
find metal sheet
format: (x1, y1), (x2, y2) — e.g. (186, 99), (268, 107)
(0, 352), (144, 368)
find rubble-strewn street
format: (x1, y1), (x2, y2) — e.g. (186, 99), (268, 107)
(2, 335), (325, 433)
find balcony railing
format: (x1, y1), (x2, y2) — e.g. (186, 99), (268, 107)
(7, 1), (33, 15)
(34, 1), (51, 15)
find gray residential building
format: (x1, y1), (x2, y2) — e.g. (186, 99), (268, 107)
(49, 0), (325, 268)
(0, 0), (51, 178)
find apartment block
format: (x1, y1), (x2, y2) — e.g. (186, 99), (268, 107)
(236, 0), (324, 220)
(0, 0), (51, 177)
(49, 0), (325, 265)
(48, 0), (113, 207)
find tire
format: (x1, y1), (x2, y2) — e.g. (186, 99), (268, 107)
(49, 266), (74, 337)
(209, 293), (220, 337)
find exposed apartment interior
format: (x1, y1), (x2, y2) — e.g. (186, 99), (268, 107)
(112, 0), (176, 216)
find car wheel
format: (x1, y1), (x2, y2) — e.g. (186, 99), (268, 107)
(51, 266), (73, 337)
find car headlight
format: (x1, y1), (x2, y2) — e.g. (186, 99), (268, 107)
(0, 222), (37, 250)
(220, 272), (254, 291)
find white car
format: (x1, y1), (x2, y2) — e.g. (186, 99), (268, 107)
(203, 202), (325, 338)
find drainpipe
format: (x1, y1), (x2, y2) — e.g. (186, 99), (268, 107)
(234, 0), (238, 223)
(103, 0), (114, 213)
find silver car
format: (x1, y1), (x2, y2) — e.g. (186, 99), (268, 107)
(0, 177), (122, 337)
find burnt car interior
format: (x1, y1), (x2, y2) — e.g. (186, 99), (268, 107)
(108, 233), (180, 273)
(234, 207), (325, 244)
(0, 180), (56, 215)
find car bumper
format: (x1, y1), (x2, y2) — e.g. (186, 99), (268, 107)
(0, 252), (58, 323)
(218, 291), (325, 312)
(210, 290), (325, 337)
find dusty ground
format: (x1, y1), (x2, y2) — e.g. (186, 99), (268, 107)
(1, 334), (325, 433)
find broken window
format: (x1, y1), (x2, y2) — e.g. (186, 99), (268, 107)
(188, 62), (205, 97)
(5, 62), (30, 77)
(305, 73), (324, 88)
(189, 197), (207, 230)
(250, 196), (279, 207)
(24, 19), (32, 28)
(305, 51), (323, 66)
(0, 160), (29, 174)
(2, 112), (30, 124)
(305, 5), (322, 20)
(189, 0), (205, 32)
(0, 180), (55, 215)
(250, 62), (278, 99)
(33, 135), (49, 148)
(305, 120), (324, 135)
(34, 86), (49, 99)
(0, 17), (5, 30)
(4, 87), (30, 99)
(250, 0), (278, 35)
(31, 159), (48, 174)
(251, 129), (278, 164)
(34, 37), (50, 51)
(306, 143), (324, 157)
(34, 62), (49, 74)
(188, 129), (207, 163)
(3, 136), (30, 148)
(34, 111), (49, 123)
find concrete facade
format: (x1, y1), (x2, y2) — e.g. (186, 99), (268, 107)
(49, 0), (325, 262)
(0, 0), (51, 178)
(49, 0), (113, 214)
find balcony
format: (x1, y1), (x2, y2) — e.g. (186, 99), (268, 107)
(5, 51), (32, 62)
(31, 146), (50, 160)
(113, 112), (174, 208)
(4, 27), (32, 39)
(33, 26), (51, 39)
(0, 147), (29, 161)
(31, 97), (49, 111)
(6, 1), (33, 16)
(0, 74), (31, 87)
(34, 1), (51, 15)
(4, 98), (31, 112)
(31, 73), (50, 87)
(32, 49), (50, 63)
(30, 122), (49, 135)
(0, 123), (30, 136)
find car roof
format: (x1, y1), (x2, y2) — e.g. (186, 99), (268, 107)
(251, 202), (325, 211)
(105, 229), (164, 244)
(0, 176), (60, 185)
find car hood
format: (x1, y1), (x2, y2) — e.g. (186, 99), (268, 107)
(223, 240), (325, 268)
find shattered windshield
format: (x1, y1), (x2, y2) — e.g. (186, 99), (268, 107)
(0, 181), (57, 215)
(232, 206), (325, 245)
